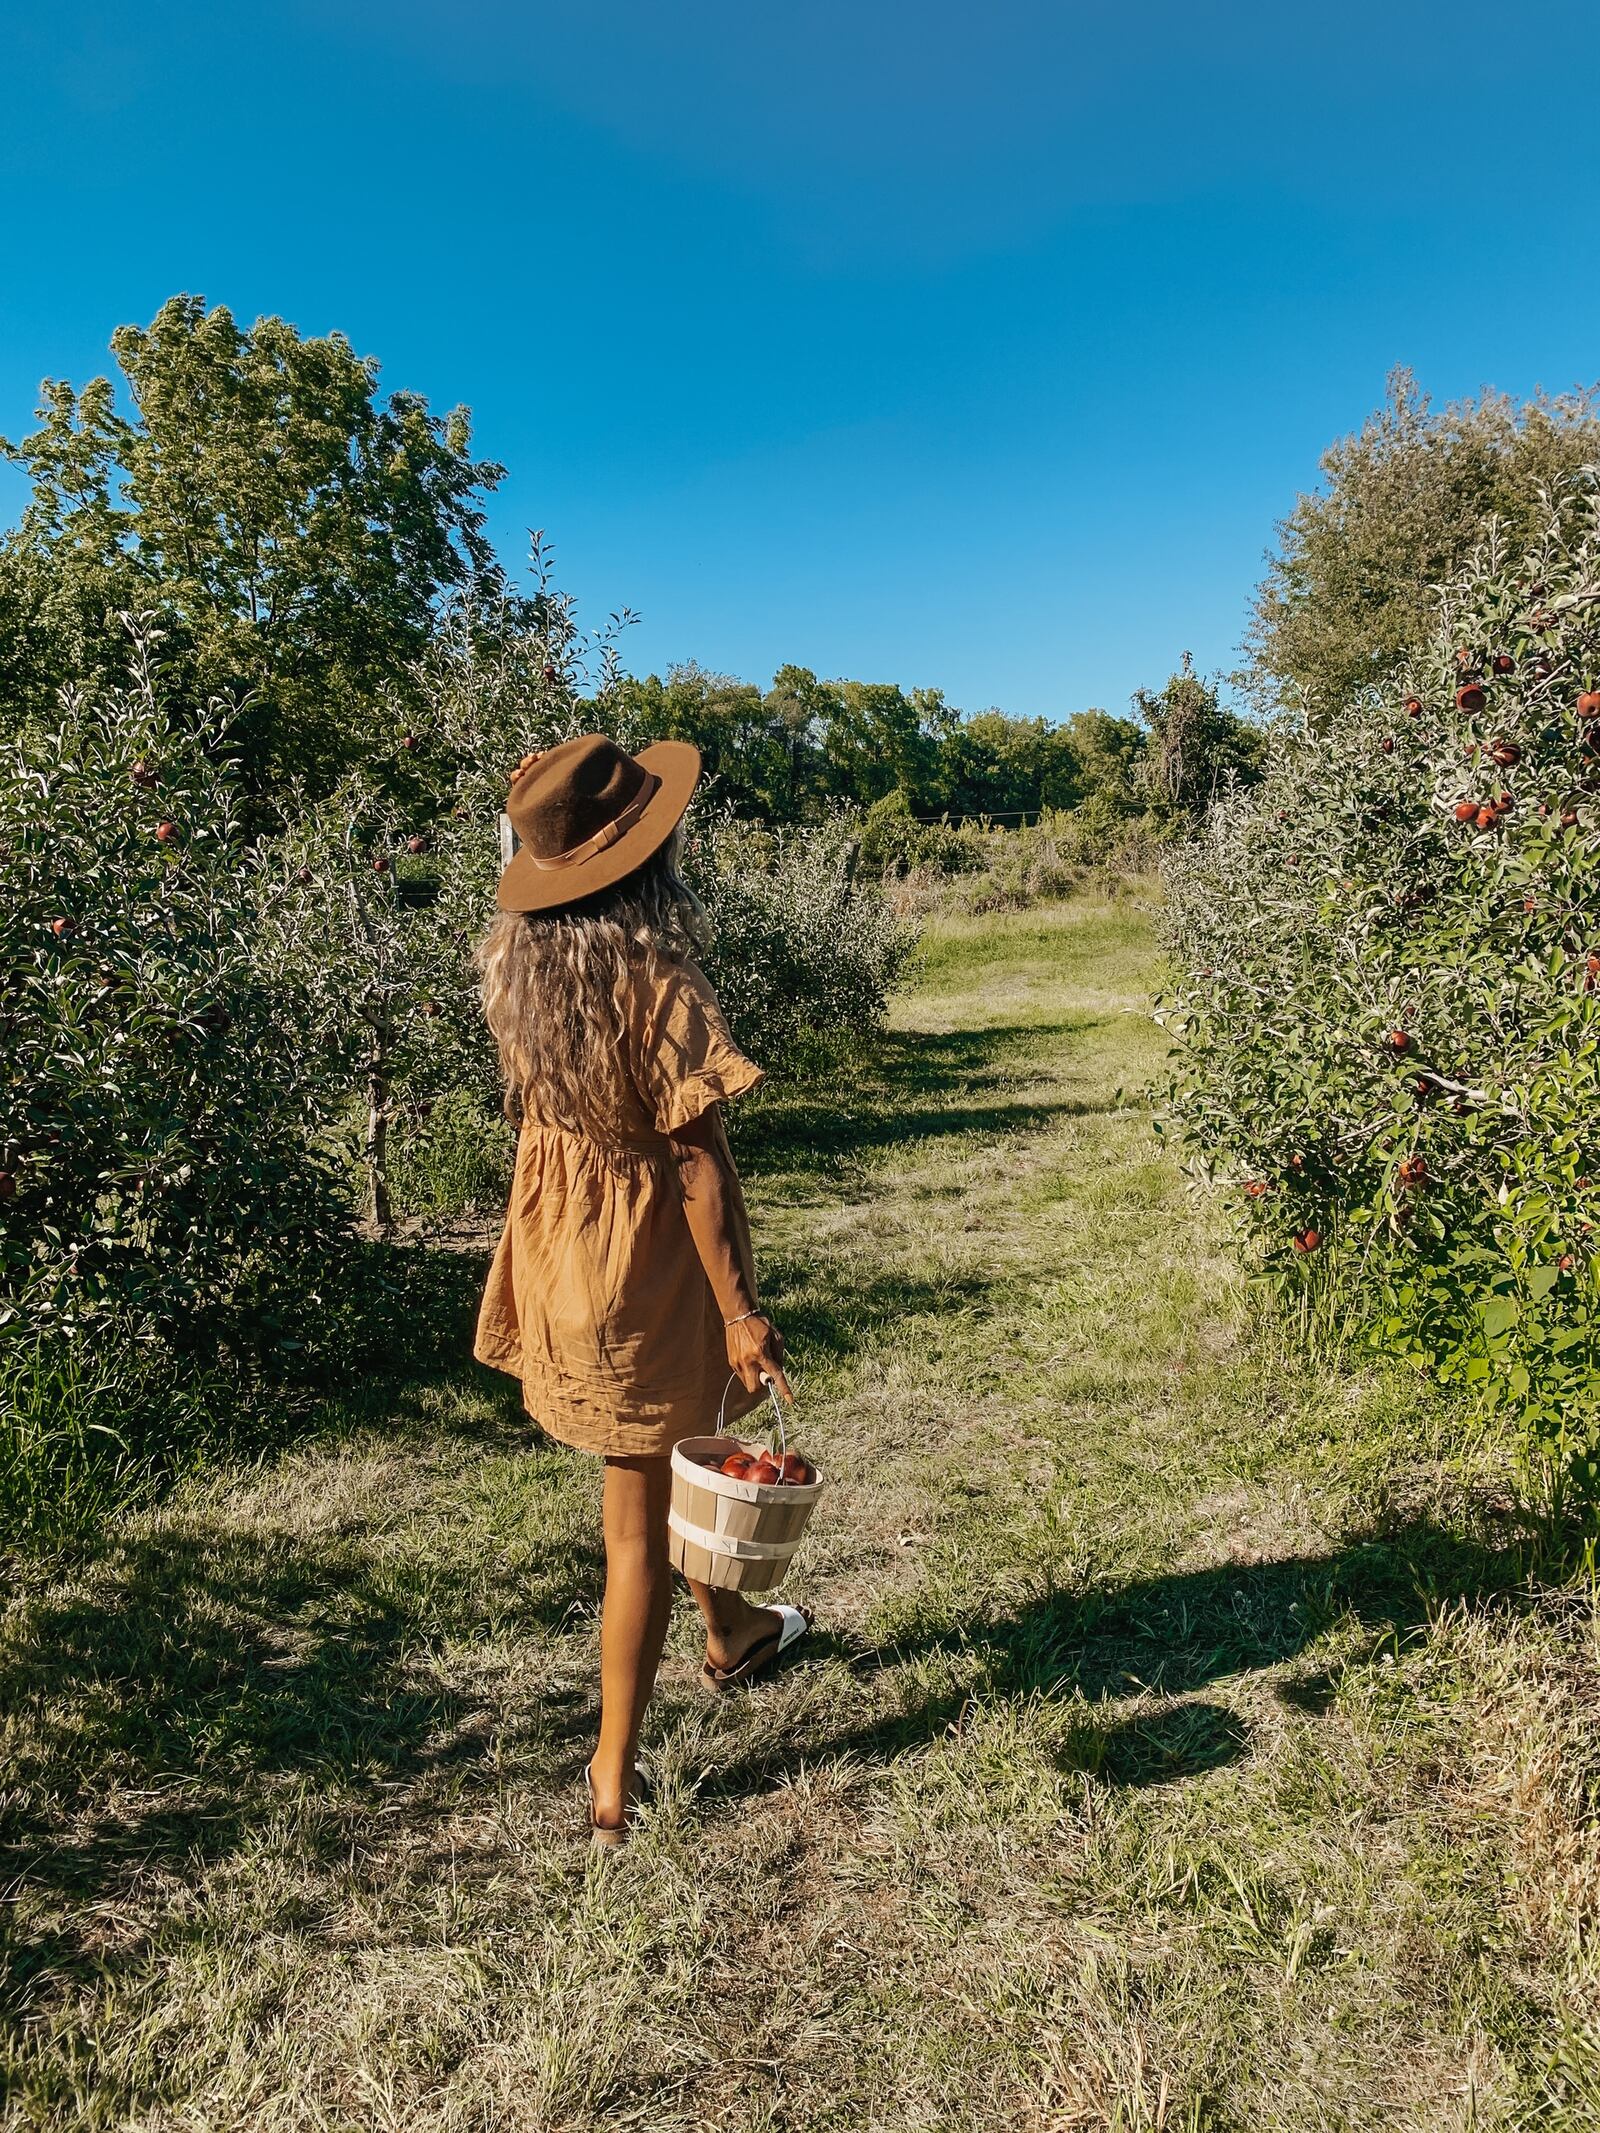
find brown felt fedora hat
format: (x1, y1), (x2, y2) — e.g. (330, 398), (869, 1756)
(495, 733), (701, 913)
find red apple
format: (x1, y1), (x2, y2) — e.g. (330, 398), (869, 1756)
(1563, 807), (1580, 827)
(372, 855), (389, 874)
(155, 820), (177, 843)
(1380, 736), (1394, 754)
(777, 1451), (811, 1484)
(422, 1000), (443, 1018)
(400, 733), (418, 752)
(750, 1457), (780, 1485)
(129, 759), (157, 788)
(1457, 684), (1487, 714)
(295, 865), (314, 884)
(1388, 1029), (1410, 1052)
(1579, 693), (1600, 720)
(0, 1172), (15, 1200)
(1493, 653), (1514, 674)
(721, 1452), (756, 1479)
(1453, 800), (1478, 822)
(50, 918), (73, 938)
(1489, 740), (1520, 767)
(1403, 696), (1423, 718)
(407, 834), (428, 855)
(1475, 807), (1497, 829)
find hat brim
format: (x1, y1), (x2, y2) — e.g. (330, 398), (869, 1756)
(495, 739), (702, 914)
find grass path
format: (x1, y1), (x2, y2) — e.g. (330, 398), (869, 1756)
(3, 895), (1597, 2131)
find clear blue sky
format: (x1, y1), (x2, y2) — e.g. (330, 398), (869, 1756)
(3, 0), (1598, 720)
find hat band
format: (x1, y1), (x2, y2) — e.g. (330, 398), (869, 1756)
(526, 770), (662, 871)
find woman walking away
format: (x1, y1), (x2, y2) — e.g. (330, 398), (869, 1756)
(473, 734), (811, 1846)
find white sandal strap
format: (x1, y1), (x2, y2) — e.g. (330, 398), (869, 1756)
(774, 1605), (811, 1655)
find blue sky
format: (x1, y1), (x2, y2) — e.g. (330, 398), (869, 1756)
(3, 0), (1598, 719)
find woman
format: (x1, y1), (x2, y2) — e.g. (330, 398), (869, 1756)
(472, 733), (810, 1845)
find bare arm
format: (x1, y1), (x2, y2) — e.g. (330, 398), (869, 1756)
(666, 1107), (793, 1401)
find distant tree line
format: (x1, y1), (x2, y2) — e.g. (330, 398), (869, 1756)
(613, 657), (1267, 829)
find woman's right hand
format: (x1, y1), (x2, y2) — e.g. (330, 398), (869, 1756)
(727, 1312), (793, 1402)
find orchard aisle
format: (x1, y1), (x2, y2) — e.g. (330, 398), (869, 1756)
(1, 895), (1592, 2132)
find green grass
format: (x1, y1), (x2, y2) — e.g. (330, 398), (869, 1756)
(3, 890), (1598, 2130)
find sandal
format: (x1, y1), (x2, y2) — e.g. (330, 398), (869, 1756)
(701, 1604), (814, 1694)
(585, 1762), (651, 1849)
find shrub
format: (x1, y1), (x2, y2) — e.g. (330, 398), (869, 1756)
(684, 813), (916, 1075)
(1163, 485), (1600, 1510)
(878, 804), (1171, 918)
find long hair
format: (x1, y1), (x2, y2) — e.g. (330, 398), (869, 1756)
(475, 826), (711, 1138)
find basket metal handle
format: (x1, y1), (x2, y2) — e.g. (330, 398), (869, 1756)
(716, 1369), (789, 1458)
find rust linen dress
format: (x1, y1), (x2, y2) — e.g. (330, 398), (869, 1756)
(473, 954), (768, 1458)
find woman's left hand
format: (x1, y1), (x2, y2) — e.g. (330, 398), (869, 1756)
(727, 1312), (793, 1402)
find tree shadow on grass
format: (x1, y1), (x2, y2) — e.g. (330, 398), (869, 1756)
(767, 1267), (997, 1368)
(0, 1493), (604, 2027)
(695, 1513), (1530, 1801)
(1090, 1699), (1251, 1786)
(737, 1020), (1119, 1182)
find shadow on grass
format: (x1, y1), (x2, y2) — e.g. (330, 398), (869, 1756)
(736, 1019), (1114, 1181)
(1090, 1699), (1250, 1786)
(696, 1512), (1531, 1799)
(0, 1472), (603, 2026)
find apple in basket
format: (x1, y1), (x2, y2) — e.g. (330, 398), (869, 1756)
(713, 1447), (815, 1483)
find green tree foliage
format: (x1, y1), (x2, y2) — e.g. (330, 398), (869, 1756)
(0, 622), (355, 1377)
(929, 709), (1082, 816)
(1, 297), (504, 792)
(1247, 367), (1600, 718)
(613, 664), (785, 817)
(1166, 485), (1600, 1508)
(1134, 654), (1264, 815)
(614, 662), (1195, 829)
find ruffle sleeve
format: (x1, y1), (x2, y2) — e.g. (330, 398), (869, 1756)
(633, 958), (764, 1135)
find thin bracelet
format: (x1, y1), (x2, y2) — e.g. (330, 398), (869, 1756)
(724, 1309), (765, 1328)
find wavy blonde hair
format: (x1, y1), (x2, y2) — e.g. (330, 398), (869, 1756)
(475, 827), (711, 1138)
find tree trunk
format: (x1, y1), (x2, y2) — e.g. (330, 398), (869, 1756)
(365, 1033), (393, 1233)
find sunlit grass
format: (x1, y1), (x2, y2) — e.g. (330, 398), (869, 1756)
(1, 888), (1596, 2129)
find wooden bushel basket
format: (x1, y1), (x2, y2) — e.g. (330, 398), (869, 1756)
(668, 1377), (823, 1594)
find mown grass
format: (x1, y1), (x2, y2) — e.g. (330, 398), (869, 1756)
(2, 889), (1598, 2131)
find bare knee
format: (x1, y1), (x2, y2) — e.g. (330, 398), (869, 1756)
(602, 1453), (673, 1559)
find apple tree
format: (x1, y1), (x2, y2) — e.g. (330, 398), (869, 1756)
(1165, 481), (1600, 1511)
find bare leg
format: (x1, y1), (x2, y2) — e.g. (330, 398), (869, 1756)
(590, 1454), (675, 1830)
(685, 1579), (782, 1673)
